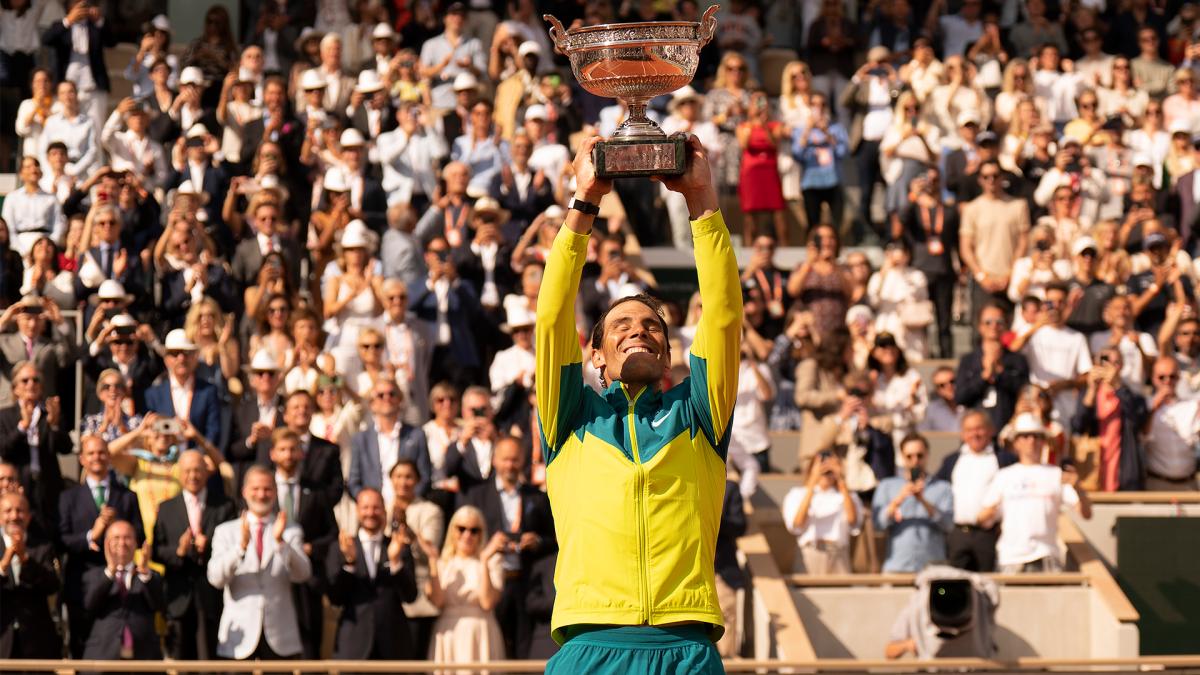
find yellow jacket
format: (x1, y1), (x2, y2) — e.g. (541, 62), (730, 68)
(535, 210), (743, 644)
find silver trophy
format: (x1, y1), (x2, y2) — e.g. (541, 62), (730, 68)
(544, 6), (719, 178)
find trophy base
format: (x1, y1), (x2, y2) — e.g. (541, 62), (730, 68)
(593, 135), (686, 179)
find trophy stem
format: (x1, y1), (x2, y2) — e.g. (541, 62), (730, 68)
(614, 99), (666, 139)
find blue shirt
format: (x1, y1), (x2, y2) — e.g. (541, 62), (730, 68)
(872, 475), (954, 573)
(793, 123), (849, 190)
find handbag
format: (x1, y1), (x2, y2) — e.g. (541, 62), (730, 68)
(899, 299), (935, 329)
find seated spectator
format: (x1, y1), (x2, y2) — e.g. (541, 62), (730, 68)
(782, 452), (865, 575)
(919, 366), (964, 432)
(207, 465), (312, 660)
(978, 413), (1092, 573)
(1144, 356), (1200, 490)
(81, 520), (164, 661)
(58, 434), (145, 657)
(151, 449), (237, 660)
(422, 504), (506, 666)
(327, 487), (419, 659)
(873, 434), (953, 573)
(0, 490), (60, 660)
(1071, 347), (1148, 492)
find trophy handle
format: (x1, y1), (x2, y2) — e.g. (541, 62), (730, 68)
(699, 5), (720, 47)
(543, 15), (568, 55)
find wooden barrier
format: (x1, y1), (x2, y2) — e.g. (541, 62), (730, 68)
(738, 532), (816, 662)
(788, 572), (1090, 587)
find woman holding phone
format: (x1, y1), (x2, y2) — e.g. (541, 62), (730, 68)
(786, 224), (852, 336)
(736, 90), (789, 244)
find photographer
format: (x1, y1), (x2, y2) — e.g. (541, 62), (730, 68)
(444, 386), (499, 497)
(1071, 346), (1148, 492)
(782, 451), (864, 575)
(872, 434), (953, 573)
(83, 313), (163, 415)
(0, 295), (75, 405)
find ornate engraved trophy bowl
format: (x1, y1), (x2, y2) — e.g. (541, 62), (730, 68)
(544, 6), (719, 177)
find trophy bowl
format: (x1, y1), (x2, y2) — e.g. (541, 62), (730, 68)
(544, 6), (719, 177)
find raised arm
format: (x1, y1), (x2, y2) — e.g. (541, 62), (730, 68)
(662, 136), (743, 458)
(535, 138), (610, 462)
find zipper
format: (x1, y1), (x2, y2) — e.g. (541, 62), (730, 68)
(625, 384), (652, 625)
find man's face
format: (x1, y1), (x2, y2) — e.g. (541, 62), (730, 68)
(933, 371), (956, 402)
(241, 46), (263, 70)
(57, 82), (77, 110)
(167, 349), (196, 380)
(270, 437), (304, 474)
(357, 490), (385, 532)
(251, 368), (278, 397)
(0, 494), (29, 532)
(1105, 298), (1132, 329)
(19, 158), (41, 185)
(524, 116), (547, 140)
(80, 439), (111, 477)
(16, 309), (45, 339)
(284, 395), (314, 431)
(47, 147), (67, 170)
(512, 137), (532, 164)
(444, 163), (469, 194)
(383, 282), (408, 320)
(94, 211), (120, 244)
(264, 82), (285, 109)
(445, 12), (464, 31)
(104, 521), (136, 566)
(178, 451), (208, 494)
(493, 439), (524, 484)
(391, 464), (418, 500)
(0, 465), (20, 495)
(242, 472), (277, 516)
(373, 36), (393, 56)
(900, 440), (928, 472)
(591, 301), (669, 388)
(462, 391), (492, 424)
(1176, 320), (1200, 356)
(1013, 431), (1044, 461)
(321, 39), (341, 65)
(370, 382), (401, 418)
(1042, 290), (1067, 325)
(12, 365), (42, 403)
(1139, 30), (1159, 55)
(961, 414), (992, 452)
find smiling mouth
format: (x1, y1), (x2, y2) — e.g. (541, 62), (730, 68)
(623, 345), (655, 356)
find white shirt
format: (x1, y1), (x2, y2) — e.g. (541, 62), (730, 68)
(183, 489), (206, 534)
(40, 111), (97, 177)
(256, 396), (278, 428)
(274, 472), (299, 519)
(1088, 330), (1158, 395)
(528, 141), (570, 190)
(357, 530), (383, 578)
(377, 125), (449, 203)
(729, 361), (774, 455)
(376, 421), (402, 505)
(1034, 69), (1085, 123)
(983, 463), (1079, 566)
(496, 475), (521, 571)
(188, 161), (208, 194)
(861, 77), (894, 141)
(471, 437), (494, 480)
(1145, 398), (1200, 480)
(1022, 325), (1093, 422)
(1, 186), (66, 256)
(104, 562), (149, 588)
(950, 444), (1002, 525)
(488, 344), (535, 394)
(782, 485), (864, 548)
(168, 375), (194, 420)
(0, 532), (18, 582)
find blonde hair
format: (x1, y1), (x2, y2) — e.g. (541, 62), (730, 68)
(779, 61), (811, 108)
(184, 297), (226, 343)
(1001, 58), (1033, 95)
(889, 91), (922, 129)
(713, 51), (758, 90)
(442, 505), (488, 560)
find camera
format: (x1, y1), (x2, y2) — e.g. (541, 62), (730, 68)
(910, 467), (922, 481)
(153, 418), (183, 435)
(847, 387), (870, 398)
(1034, 239), (1052, 252)
(113, 324), (136, 336)
(471, 406), (488, 417)
(929, 578), (975, 638)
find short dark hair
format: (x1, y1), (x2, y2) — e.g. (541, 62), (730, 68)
(590, 294), (669, 351)
(1044, 281), (1069, 296)
(899, 433), (928, 452)
(388, 458), (421, 482)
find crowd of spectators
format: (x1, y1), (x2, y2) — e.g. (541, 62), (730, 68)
(0, 0), (1198, 667)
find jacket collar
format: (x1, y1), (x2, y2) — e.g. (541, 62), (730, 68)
(604, 381), (661, 412)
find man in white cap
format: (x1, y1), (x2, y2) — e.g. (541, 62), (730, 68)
(442, 72), (480, 143)
(977, 412), (1091, 572)
(524, 104), (570, 189)
(419, 2), (485, 110)
(229, 351), (284, 486)
(168, 124), (229, 233)
(171, 67), (216, 138)
(362, 22), (400, 76)
(377, 101), (450, 212)
(493, 40), (543, 139)
(347, 70), (396, 145)
(124, 14), (179, 98)
(335, 129), (389, 231)
(144, 329), (221, 446)
(489, 303), (535, 393)
(84, 312), (163, 415)
(39, 81), (98, 180)
(297, 69), (330, 131)
(0, 295), (74, 406)
(101, 98), (169, 190)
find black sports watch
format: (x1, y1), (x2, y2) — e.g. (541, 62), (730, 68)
(568, 197), (600, 216)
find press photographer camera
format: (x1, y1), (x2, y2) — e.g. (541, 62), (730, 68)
(885, 565), (999, 659)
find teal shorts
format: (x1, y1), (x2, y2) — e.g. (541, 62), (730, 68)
(545, 625), (725, 675)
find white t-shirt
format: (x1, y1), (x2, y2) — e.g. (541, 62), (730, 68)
(782, 485), (864, 548)
(1145, 398), (1200, 480)
(1088, 330), (1158, 394)
(1022, 325), (1093, 422)
(983, 463), (1079, 566)
(950, 445), (1002, 525)
(730, 361), (775, 455)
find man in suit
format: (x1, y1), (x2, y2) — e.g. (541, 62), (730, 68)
(43, 0), (115, 134)
(349, 379), (433, 500)
(1170, 137), (1200, 256)
(207, 464), (312, 660)
(230, 198), (302, 293)
(955, 305), (1030, 432)
(336, 129), (390, 231)
(326, 488), (418, 660)
(0, 295), (76, 406)
(0, 491), (61, 659)
(489, 133), (555, 240)
(166, 125), (230, 243)
(411, 236), (485, 389)
(229, 350), (285, 486)
(270, 429), (337, 659)
(379, 278), (436, 426)
(0, 361), (71, 539)
(144, 329), (221, 447)
(462, 435), (556, 659)
(73, 209), (142, 309)
(58, 434), (144, 658)
(444, 386), (498, 496)
(275, 390), (344, 509)
(152, 450), (237, 660)
(80, 520), (163, 660)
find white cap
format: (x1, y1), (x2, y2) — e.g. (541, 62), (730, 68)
(543, 204), (565, 221)
(846, 304), (875, 325)
(474, 196), (507, 216)
(97, 279), (132, 302)
(340, 219), (373, 249)
(452, 72), (479, 91)
(1132, 153), (1153, 167)
(186, 124), (209, 140)
(249, 350), (280, 372)
(164, 328), (197, 352)
(355, 69), (384, 94)
(517, 41), (542, 58)
(109, 313), (137, 329)
(372, 22), (397, 41)
(502, 303), (536, 332)
(151, 14), (171, 32)
(957, 111), (981, 127)
(1171, 119), (1193, 135)
(1011, 412), (1046, 436)
(179, 66), (206, 87)
(323, 167), (349, 193)
(236, 67), (259, 84)
(340, 128), (366, 147)
(524, 104), (548, 121)
(300, 69), (327, 91)
(176, 179), (200, 195)
(1072, 235), (1099, 256)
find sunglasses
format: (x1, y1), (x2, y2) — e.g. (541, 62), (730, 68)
(935, 380), (955, 388)
(374, 390), (399, 400)
(166, 351), (190, 358)
(1156, 373), (1181, 381)
(456, 525), (481, 535)
(1015, 432), (1042, 440)
(360, 342), (383, 350)
(100, 382), (123, 391)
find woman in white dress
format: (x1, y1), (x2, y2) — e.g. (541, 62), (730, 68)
(422, 505), (506, 671)
(866, 240), (930, 363)
(323, 224), (384, 373)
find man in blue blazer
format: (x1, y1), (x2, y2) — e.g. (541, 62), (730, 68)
(58, 435), (144, 658)
(144, 329), (221, 446)
(349, 379), (431, 499)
